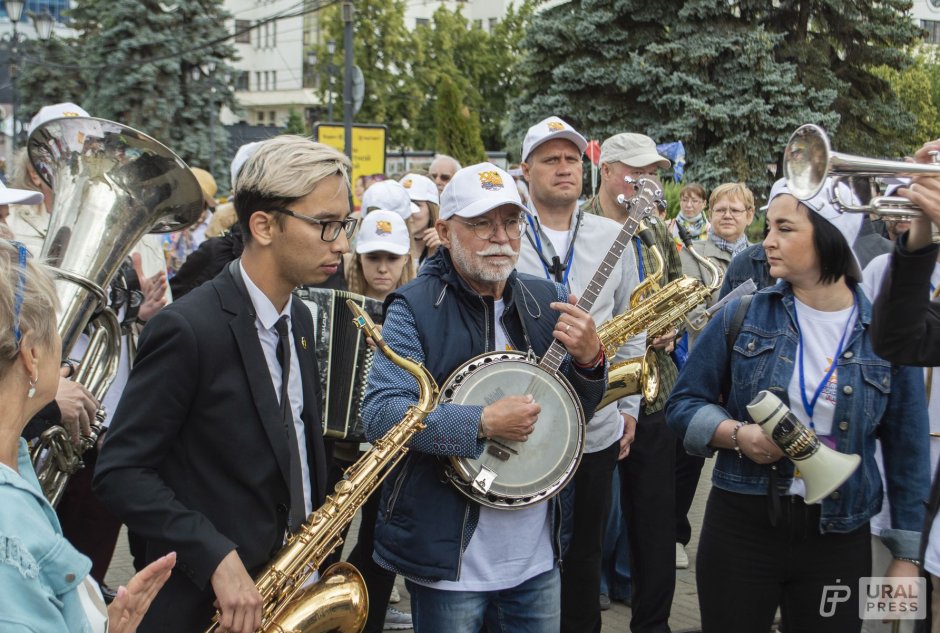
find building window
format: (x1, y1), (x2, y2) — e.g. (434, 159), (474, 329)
(272, 19), (277, 47)
(416, 17), (429, 27)
(234, 19), (251, 43)
(271, 70), (277, 91)
(923, 20), (940, 44)
(255, 71), (262, 91)
(257, 111), (265, 124)
(488, 17), (498, 31)
(235, 71), (249, 91)
(269, 111), (277, 125)
(473, 19), (482, 29)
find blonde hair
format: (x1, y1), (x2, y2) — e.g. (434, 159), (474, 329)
(709, 182), (755, 212)
(345, 252), (415, 297)
(10, 148), (42, 192)
(0, 240), (59, 377)
(233, 136), (351, 239)
(206, 201), (237, 238)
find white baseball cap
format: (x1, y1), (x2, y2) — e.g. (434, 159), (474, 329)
(521, 116), (588, 162)
(28, 102), (89, 136)
(0, 181), (42, 206)
(439, 162), (528, 220)
(400, 173), (439, 205)
(231, 141), (262, 190)
(356, 209), (410, 255)
(769, 177), (863, 281)
(361, 180), (413, 219)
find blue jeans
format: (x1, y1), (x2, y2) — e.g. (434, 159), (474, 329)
(406, 567), (561, 633)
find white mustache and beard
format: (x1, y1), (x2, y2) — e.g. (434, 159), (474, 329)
(449, 240), (519, 283)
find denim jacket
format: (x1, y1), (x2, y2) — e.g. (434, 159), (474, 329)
(0, 439), (93, 632)
(666, 282), (929, 559)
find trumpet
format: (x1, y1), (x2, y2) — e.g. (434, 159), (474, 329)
(783, 123), (940, 219)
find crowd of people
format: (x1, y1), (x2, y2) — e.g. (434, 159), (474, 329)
(3, 98), (940, 633)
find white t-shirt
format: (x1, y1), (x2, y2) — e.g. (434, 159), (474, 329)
(418, 299), (554, 591)
(863, 254), (940, 573)
(541, 225), (571, 263)
(786, 297), (857, 499)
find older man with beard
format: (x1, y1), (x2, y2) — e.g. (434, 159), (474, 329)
(362, 162), (608, 633)
(516, 116), (645, 633)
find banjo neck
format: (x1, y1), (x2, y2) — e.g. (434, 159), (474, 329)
(537, 177), (661, 375)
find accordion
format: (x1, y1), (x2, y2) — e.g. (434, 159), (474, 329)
(295, 287), (384, 442)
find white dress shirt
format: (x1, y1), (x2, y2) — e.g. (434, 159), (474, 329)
(239, 261), (312, 517)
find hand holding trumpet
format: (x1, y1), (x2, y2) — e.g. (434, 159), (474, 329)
(900, 139), (940, 250)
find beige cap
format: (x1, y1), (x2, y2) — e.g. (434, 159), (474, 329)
(600, 133), (671, 169)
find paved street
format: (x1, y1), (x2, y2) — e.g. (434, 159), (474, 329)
(106, 461), (715, 632)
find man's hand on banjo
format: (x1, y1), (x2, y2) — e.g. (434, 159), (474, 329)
(481, 395), (542, 442)
(551, 294), (603, 366)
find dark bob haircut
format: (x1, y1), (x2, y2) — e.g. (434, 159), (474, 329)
(801, 203), (855, 285)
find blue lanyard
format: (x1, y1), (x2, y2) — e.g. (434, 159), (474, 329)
(793, 296), (857, 429)
(634, 237), (645, 282)
(525, 214), (575, 288)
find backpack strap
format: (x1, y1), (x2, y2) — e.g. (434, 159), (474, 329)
(720, 294), (753, 402)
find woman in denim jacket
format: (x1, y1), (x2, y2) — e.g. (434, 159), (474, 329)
(666, 179), (930, 633)
(0, 239), (174, 633)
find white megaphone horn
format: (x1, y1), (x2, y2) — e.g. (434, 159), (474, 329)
(746, 390), (861, 504)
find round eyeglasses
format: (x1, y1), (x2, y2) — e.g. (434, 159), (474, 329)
(456, 216), (526, 241)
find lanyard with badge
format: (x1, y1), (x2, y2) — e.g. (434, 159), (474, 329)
(524, 210), (581, 289)
(792, 295), (858, 432)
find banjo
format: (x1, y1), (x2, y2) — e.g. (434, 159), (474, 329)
(443, 177), (663, 509)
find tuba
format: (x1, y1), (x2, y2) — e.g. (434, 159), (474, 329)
(206, 301), (439, 633)
(28, 116), (204, 505)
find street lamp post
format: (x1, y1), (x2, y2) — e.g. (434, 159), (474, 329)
(326, 39), (335, 122)
(5, 0), (23, 150)
(4, 2), (54, 149)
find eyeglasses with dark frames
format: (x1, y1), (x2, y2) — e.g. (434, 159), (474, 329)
(456, 215), (526, 241)
(269, 208), (359, 242)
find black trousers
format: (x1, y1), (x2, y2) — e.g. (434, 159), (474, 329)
(620, 409), (677, 633)
(674, 443), (705, 547)
(697, 487), (870, 633)
(561, 439), (620, 633)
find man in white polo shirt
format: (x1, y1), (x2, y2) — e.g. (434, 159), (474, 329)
(516, 116), (646, 633)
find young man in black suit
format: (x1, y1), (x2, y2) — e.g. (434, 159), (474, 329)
(94, 136), (356, 633)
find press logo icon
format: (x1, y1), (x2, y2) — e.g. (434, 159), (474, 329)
(820, 582), (852, 618)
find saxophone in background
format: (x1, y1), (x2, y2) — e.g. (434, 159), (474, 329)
(206, 300), (439, 633)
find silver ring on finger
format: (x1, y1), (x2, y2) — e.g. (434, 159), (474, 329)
(565, 324), (571, 334)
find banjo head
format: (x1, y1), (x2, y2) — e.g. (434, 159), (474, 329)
(442, 351), (585, 509)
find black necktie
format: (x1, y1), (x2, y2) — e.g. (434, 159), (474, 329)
(274, 315), (306, 533)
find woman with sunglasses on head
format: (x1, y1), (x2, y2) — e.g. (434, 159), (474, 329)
(0, 240), (175, 633)
(666, 178), (930, 633)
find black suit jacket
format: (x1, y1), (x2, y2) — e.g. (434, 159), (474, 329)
(94, 265), (327, 631)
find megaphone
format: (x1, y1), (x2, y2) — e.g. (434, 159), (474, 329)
(746, 390), (861, 504)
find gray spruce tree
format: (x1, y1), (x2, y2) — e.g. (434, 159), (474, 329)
(20, 0), (237, 182)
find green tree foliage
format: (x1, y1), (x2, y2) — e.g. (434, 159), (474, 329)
(511, 0), (920, 186)
(745, 0), (923, 158)
(314, 0), (422, 147)
(18, 0), (237, 181)
(312, 0), (532, 151)
(284, 109), (308, 135)
(873, 46), (940, 155)
(434, 76), (486, 166)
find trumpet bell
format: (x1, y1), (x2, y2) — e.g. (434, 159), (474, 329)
(783, 124), (833, 201)
(29, 116), (204, 356)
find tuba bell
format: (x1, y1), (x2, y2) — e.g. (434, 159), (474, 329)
(28, 116), (203, 505)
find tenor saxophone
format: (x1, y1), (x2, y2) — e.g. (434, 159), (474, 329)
(206, 300), (439, 633)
